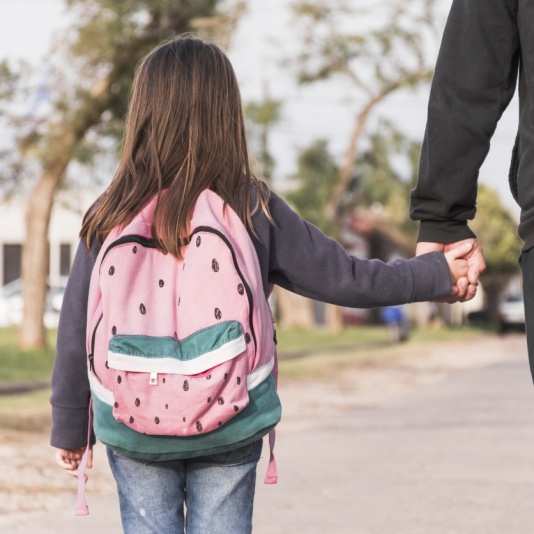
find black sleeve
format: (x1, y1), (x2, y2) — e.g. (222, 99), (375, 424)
(50, 240), (100, 449)
(253, 192), (452, 308)
(410, 0), (520, 243)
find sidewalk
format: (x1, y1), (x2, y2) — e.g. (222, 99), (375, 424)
(7, 334), (534, 533)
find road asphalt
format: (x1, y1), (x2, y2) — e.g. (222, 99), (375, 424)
(10, 335), (534, 533)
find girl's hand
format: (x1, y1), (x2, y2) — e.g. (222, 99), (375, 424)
(444, 242), (473, 287)
(55, 447), (93, 480)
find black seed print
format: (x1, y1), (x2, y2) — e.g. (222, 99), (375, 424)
(212, 259), (219, 272)
(234, 405), (239, 412)
(117, 375), (122, 384)
(154, 417), (160, 424)
(165, 404), (168, 409)
(237, 283), (244, 295)
(129, 416), (134, 424)
(208, 397), (212, 403)
(237, 377), (241, 385)
(178, 297), (181, 306)
(245, 333), (251, 344)
(109, 266), (115, 276)
(140, 303), (146, 315)
(218, 421), (222, 426)
(112, 326), (117, 335)
(105, 361), (109, 369)
(214, 308), (222, 320)
(135, 398), (140, 407)
(174, 332), (178, 339)
(218, 397), (225, 405)
(183, 417), (186, 422)
(206, 374), (211, 380)
(224, 373), (228, 380)
(162, 377), (166, 384)
(159, 279), (164, 288)
(133, 246), (137, 254)
(114, 402), (119, 409)
(183, 380), (189, 391)
(163, 250), (168, 255)
(196, 236), (201, 247)
(196, 421), (203, 432)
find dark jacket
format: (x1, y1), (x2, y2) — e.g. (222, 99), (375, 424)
(51, 189), (452, 449)
(410, 0), (531, 249)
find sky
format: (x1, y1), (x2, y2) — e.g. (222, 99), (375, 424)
(0, 0), (521, 217)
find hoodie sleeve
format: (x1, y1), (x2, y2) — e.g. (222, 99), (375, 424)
(410, 0), (519, 243)
(50, 239), (100, 449)
(252, 191), (452, 307)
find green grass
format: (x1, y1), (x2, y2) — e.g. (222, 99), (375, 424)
(277, 325), (487, 379)
(0, 325), (484, 383)
(0, 388), (51, 432)
(0, 328), (56, 382)
(276, 324), (482, 355)
(276, 325), (389, 353)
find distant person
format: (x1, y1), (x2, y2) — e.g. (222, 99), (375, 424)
(51, 36), (472, 533)
(410, 1), (531, 344)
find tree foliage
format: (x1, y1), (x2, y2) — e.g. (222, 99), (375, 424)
(287, 121), (421, 239)
(471, 184), (521, 277)
(245, 92), (282, 183)
(354, 121), (421, 237)
(286, 139), (339, 234)
(288, 0), (438, 229)
(0, 0), (245, 348)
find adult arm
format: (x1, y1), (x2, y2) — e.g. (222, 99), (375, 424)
(410, 0), (520, 243)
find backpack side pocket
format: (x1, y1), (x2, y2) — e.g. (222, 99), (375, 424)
(108, 320), (250, 436)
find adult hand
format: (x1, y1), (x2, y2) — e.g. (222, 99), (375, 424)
(416, 239), (486, 303)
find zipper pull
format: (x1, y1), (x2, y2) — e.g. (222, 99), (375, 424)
(149, 372), (158, 386)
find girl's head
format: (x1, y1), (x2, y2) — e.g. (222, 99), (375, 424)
(81, 36), (268, 255)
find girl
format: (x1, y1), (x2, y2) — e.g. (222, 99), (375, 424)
(51, 36), (471, 534)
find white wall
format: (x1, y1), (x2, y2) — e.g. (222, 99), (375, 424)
(0, 190), (97, 284)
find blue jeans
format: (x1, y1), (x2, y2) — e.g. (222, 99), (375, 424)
(106, 440), (262, 534)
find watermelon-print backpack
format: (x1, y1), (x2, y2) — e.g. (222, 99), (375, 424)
(75, 189), (281, 515)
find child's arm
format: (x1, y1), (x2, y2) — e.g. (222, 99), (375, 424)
(443, 242), (473, 285)
(251, 191), (457, 308)
(50, 240), (100, 454)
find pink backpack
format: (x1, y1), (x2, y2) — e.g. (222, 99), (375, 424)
(75, 189), (281, 515)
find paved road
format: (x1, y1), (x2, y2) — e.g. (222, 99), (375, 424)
(13, 336), (534, 533)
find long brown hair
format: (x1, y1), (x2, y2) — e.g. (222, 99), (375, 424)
(81, 36), (270, 257)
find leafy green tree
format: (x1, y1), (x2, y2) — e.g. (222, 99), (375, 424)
(470, 184), (521, 323)
(288, 121), (421, 244)
(0, 0), (245, 349)
(289, 0), (438, 233)
(354, 120), (421, 239)
(286, 139), (339, 234)
(245, 87), (282, 183)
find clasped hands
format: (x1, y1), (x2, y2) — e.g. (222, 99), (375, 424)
(417, 238), (486, 303)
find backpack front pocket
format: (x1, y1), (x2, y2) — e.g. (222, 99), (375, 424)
(108, 321), (250, 436)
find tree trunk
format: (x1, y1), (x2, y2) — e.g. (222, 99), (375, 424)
(276, 287), (316, 330)
(324, 303), (343, 333)
(19, 170), (63, 349)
